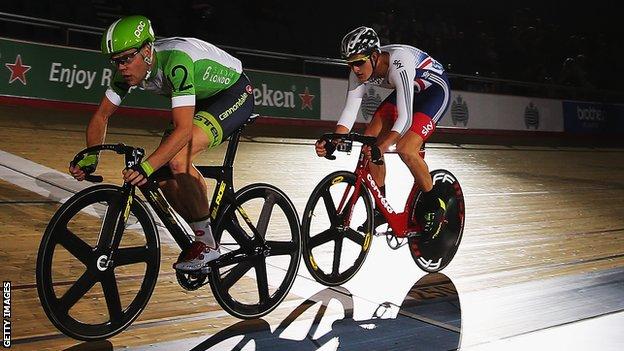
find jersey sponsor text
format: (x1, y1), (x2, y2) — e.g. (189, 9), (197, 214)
(219, 92), (249, 120)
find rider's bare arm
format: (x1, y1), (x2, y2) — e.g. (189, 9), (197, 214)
(121, 105), (194, 186)
(86, 94), (118, 147)
(69, 95), (118, 180)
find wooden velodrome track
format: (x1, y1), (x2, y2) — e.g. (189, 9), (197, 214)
(0, 103), (623, 351)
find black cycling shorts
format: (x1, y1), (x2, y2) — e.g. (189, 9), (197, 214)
(164, 73), (254, 148)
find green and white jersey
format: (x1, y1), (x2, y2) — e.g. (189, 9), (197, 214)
(105, 37), (243, 108)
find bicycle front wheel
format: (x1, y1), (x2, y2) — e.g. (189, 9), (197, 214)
(301, 171), (374, 286)
(36, 185), (160, 340)
(209, 183), (301, 319)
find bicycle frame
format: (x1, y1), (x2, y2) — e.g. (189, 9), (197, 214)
(336, 148), (426, 238)
(82, 127), (264, 255)
(137, 128), (265, 253)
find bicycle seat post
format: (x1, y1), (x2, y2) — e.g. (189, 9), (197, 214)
(220, 113), (260, 169)
(223, 129), (242, 168)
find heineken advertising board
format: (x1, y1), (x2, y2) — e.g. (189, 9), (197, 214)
(0, 38), (320, 119)
(246, 70), (319, 119)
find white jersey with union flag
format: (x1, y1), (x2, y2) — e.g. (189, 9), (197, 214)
(337, 44), (445, 135)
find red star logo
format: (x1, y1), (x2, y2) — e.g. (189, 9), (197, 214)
(299, 87), (315, 110)
(5, 54), (32, 85)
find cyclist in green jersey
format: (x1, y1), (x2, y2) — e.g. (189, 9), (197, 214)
(69, 15), (255, 272)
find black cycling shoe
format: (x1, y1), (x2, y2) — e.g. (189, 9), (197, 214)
(357, 209), (387, 232)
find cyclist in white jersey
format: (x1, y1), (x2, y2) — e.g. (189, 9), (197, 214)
(315, 26), (451, 236)
(69, 16), (255, 271)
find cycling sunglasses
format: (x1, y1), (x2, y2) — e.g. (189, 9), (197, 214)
(347, 55), (371, 68)
(110, 50), (140, 67)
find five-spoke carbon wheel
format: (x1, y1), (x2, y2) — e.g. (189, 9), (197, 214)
(409, 170), (465, 273)
(36, 185), (160, 341)
(209, 183), (301, 319)
(302, 171), (374, 286)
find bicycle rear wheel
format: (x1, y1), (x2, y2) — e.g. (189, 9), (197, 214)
(409, 170), (465, 272)
(209, 183), (301, 319)
(302, 171), (374, 286)
(36, 185), (160, 340)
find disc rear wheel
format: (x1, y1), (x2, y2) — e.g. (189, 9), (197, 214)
(409, 170), (464, 272)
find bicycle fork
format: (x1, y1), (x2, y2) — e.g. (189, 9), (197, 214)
(95, 184), (134, 272)
(211, 181), (270, 257)
(336, 179), (361, 231)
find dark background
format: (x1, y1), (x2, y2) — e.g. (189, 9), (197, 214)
(1, 0), (621, 92)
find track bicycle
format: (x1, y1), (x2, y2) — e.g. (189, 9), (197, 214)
(302, 133), (464, 286)
(36, 116), (302, 340)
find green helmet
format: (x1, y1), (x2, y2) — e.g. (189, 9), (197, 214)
(101, 15), (155, 55)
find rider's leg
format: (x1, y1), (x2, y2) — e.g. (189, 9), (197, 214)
(364, 104), (394, 190)
(359, 110), (394, 230)
(171, 127), (216, 245)
(395, 131), (432, 192)
(173, 73), (255, 270)
(168, 124), (223, 271)
(160, 125), (210, 223)
(398, 111), (445, 236)
(160, 124), (220, 247)
(161, 172), (214, 245)
(402, 70), (449, 191)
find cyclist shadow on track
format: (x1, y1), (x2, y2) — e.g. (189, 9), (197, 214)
(192, 273), (461, 351)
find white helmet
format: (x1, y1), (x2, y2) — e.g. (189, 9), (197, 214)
(340, 26), (380, 59)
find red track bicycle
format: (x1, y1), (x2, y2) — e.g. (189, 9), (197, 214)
(302, 133), (465, 286)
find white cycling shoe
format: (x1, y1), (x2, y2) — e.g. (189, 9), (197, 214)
(173, 241), (221, 272)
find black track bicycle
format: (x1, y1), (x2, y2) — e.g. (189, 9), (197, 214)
(36, 116), (302, 341)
